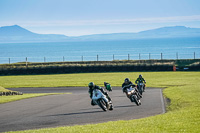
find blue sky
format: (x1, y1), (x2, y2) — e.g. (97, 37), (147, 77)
(0, 0), (200, 36)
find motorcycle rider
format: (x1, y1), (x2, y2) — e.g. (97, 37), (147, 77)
(88, 82), (112, 106)
(122, 78), (142, 98)
(135, 74), (146, 92)
(104, 82), (112, 91)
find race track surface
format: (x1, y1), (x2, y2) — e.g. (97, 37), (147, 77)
(0, 87), (165, 132)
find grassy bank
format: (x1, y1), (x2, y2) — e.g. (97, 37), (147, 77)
(0, 72), (199, 88)
(0, 86), (10, 92)
(0, 72), (199, 132)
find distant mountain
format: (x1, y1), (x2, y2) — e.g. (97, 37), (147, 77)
(0, 25), (200, 43)
(0, 25), (69, 43)
(73, 26), (200, 41)
(137, 26), (200, 38)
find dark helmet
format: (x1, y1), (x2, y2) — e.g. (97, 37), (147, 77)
(124, 78), (130, 84)
(88, 82), (95, 89)
(139, 75), (142, 78)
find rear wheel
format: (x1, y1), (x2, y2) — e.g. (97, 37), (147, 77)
(130, 95), (134, 102)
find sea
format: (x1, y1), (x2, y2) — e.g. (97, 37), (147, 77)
(0, 37), (200, 64)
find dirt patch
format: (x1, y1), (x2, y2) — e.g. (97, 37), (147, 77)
(163, 97), (171, 112)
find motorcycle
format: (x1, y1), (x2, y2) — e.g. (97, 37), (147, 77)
(126, 87), (141, 106)
(137, 83), (144, 95)
(92, 89), (113, 111)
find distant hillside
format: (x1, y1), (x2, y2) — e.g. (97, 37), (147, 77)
(73, 26), (200, 41)
(0, 25), (69, 43)
(137, 26), (200, 38)
(0, 25), (200, 43)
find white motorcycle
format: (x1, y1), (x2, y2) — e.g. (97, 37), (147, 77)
(126, 87), (141, 106)
(92, 89), (113, 111)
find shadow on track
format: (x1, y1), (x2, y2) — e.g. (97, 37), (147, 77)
(114, 104), (136, 108)
(45, 110), (103, 117)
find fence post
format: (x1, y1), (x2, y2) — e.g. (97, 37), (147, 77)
(176, 52), (178, 59)
(128, 54), (130, 60)
(113, 54), (114, 61)
(139, 53), (141, 60)
(82, 56), (83, 62)
(44, 57), (46, 62)
(26, 57), (28, 67)
(97, 55), (99, 61)
(149, 53), (151, 60)
(63, 56), (65, 62)
(9, 58), (10, 64)
(194, 52), (196, 59)
(161, 53), (163, 60)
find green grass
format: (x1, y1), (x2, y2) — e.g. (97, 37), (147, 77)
(0, 72), (194, 88)
(0, 86), (10, 92)
(0, 72), (199, 133)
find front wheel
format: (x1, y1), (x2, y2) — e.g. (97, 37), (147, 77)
(131, 95), (140, 106)
(97, 99), (107, 111)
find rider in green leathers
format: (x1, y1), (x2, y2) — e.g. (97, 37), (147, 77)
(88, 82), (112, 106)
(135, 75), (146, 92)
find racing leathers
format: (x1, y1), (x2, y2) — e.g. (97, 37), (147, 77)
(122, 81), (142, 98)
(135, 77), (146, 91)
(88, 85), (111, 106)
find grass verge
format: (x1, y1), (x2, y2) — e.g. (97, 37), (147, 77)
(0, 72), (199, 132)
(0, 86), (10, 92)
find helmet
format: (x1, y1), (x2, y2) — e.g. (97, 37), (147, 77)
(139, 75), (142, 78)
(88, 82), (95, 89)
(124, 78), (130, 84)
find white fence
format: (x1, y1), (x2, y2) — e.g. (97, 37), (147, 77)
(0, 52), (199, 64)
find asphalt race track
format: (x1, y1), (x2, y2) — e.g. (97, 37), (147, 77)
(0, 87), (165, 132)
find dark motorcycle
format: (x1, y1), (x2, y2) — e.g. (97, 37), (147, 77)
(137, 83), (144, 95)
(125, 87), (141, 106)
